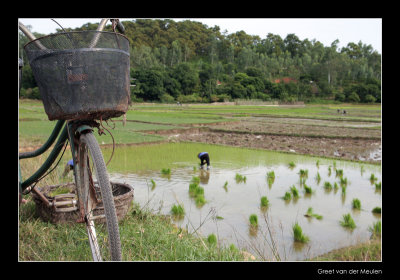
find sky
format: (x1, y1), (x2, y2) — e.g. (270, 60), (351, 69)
(19, 18), (382, 54)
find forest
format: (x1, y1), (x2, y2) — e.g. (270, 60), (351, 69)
(19, 19), (381, 103)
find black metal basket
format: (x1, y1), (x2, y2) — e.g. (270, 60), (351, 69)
(24, 31), (131, 121)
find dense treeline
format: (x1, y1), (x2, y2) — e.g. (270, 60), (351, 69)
(19, 19), (381, 103)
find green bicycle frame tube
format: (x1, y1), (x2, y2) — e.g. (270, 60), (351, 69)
(20, 123), (69, 191)
(19, 120), (65, 159)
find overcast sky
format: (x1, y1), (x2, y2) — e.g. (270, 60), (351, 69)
(19, 18), (382, 54)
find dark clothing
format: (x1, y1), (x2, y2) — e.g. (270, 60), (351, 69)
(198, 152), (210, 167)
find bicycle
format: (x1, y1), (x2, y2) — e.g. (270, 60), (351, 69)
(19, 19), (130, 261)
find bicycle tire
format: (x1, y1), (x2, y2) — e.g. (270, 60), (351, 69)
(75, 131), (121, 261)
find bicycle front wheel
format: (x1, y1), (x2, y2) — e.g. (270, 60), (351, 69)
(75, 131), (121, 261)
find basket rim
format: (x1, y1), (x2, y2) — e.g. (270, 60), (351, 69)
(23, 30), (130, 49)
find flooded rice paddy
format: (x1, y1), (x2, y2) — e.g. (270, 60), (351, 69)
(106, 142), (381, 261)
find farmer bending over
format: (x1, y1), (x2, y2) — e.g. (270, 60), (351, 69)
(63, 159), (74, 177)
(198, 152), (210, 170)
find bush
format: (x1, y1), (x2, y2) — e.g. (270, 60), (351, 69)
(335, 93), (346, 102)
(364, 94), (376, 103)
(347, 91), (360, 103)
(160, 93), (175, 103)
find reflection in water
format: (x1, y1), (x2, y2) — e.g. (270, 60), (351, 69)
(109, 148), (381, 261)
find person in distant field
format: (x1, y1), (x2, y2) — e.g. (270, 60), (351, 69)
(198, 152), (210, 170)
(63, 159), (74, 177)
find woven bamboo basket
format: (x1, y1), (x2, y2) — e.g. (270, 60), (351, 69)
(31, 181), (133, 224)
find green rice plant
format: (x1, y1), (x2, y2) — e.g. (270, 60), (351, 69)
(375, 182), (381, 191)
(223, 181), (228, 192)
(360, 165), (365, 175)
(333, 161), (337, 170)
(194, 186), (204, 197)
(207, 233), (217, 246)
(191, 176), (200, 185)
(283, 191), (292, 201)
(260, 196), (269, 208)
(372, 207), (381, 214)
(352, 198), (361, 210)
(304, 184), (312, 194)
(333, 182), (339, 190)
(335, 169), (343, 178)
(305, 207), (323, 220)
(267, 171), (275, 180)
(288, 161), (296, 169)
(316, 160), (320, 168)
(189, 183), (199, 197)
(328, 165), (332, 177)
(339, 177), (348, 188)
(340, 213), (356, 229)
(195, 194), (206, 207)
(249, 214), (258, 227)
(324, 181), (332, 191)
(292, 222), (309, 243)
(299, 177), (306, 186)
(368, 221), (381, 238)
(299, 169), (308, 178)
(161, 168), (171, 175)
(341, 185), (347, 196)
(290, 185), (299, 198)
(370, 173), (377, 184)
(170, 204), (185, 217)
(315, 172), (321, 184)
(150, 179), (156, 190)
(235, 173), (247, 183)
(193, 166), (197, 172)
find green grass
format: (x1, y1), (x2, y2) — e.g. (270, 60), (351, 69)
(19, 200), (245, 261)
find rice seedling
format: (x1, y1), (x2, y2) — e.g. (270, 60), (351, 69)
(267, 171), (275, 180)
(335, 169), (343, 178)
(333, 161), (337, 170)
(370, 173), (377, 184)
(170, 204), (185, 218)
(360, 165), (365, 175)
(207, 233), (217, 246)
(304, 207), (323, 220)
(340, 213), (356, 229)
(299, 177), (306, 186)
(368, 221), (381, 238)
(249, 214), (258, 227)
(194, 186), (205, 197)
(340, 177), (348, 187)
(315, 172), (321, 184)
(328, 165), (332, 177)
(316, 160), (320, 168)
(290, 185), (299, 198)
(323, 181), (332, 191)
(189, 183), (199, 197)
(193, 166), (197, 172)
(288, 161), (296, 169)
(303, 184), (312, 195)
(352, 198), (361, 210)
(223, 181), (228, 192)
(372, 207), (381, 214)
(150, 179), (156, 190)
(283, 191), (292, 201)
(195, 194), (206, 207)
(341, 185), (347, 196)
(191, 176), (200, 185)
(235, 173), (247, 183)
(260, 196), (269, 208)
(299, 169), (308, 179)
(333, 182), (339, 190)
(375, 182), (381, 191)
(292, 222), (309, 243)
(161, 168), (171, 175)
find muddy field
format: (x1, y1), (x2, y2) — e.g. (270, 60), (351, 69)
(147, 118), (381, 163)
